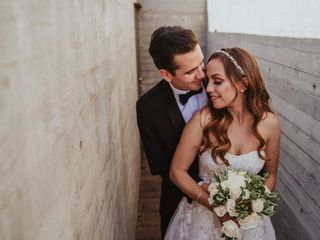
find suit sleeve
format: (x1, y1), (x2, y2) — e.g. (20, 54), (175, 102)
(136, 101), (171, 177)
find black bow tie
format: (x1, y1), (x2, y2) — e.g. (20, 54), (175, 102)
(179, 88), (203, 105)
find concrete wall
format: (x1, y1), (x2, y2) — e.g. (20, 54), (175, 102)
(136, 0), (208, 95)
(207, 32), (320, 240)
(0, 1), (140, 240)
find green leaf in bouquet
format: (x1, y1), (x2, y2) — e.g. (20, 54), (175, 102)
(262, 172), (270, 179)
(222, 234), (238, 240)
(251, 174), (265, 182)
(237, 198), (251, 206)
(238, 209), (250, 219)
(218, 193), (228, 202)
(214, 193), (224, 202)
(217, 184), (230, 196)
(250, 191), (258, 200)
(256, 186), (266, 195)
(267, 191), (279, 199)
(213, 174), (221, 183)
(216, 195), (224, 202)
(265, 192), (279, 205)
(245, 204), (251, 211)
(216, 184), (223, 192)
(218, 191), (226, 198)
(262, 206), (276, 216)
(258, 192), (278, 217)
(213, 170), (229, 183)
(260, 186), (267, 192)
(213, 188), (229, 206)
(236, 199), (252, 217)
(219, 171), (229, 182)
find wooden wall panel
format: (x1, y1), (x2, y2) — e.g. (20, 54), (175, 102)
(207, 32), (320, 239)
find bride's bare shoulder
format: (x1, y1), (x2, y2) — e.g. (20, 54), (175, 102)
(198, 106), (212, 129)
(259, 112), (281, 137)
(261, 112), (280, 127)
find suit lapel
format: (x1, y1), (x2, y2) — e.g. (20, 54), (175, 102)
(161, 80), (185, 131)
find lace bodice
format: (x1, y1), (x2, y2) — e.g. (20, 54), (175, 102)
(199, 149), (265, 183)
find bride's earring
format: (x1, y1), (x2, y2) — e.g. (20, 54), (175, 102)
(240, 88), (246, 93)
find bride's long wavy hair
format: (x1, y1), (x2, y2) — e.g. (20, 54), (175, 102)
(201, 47), (273, 165)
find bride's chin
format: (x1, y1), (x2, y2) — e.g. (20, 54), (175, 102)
(211, 103), (224, 109)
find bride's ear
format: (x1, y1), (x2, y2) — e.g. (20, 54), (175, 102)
(159, 69), (173, 83)
(243, 77), (248, 87)
(241, 77), (249, 89)
(237, 77), (248, 93)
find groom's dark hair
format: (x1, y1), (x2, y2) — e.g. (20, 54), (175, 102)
(149, 26), (199, 76)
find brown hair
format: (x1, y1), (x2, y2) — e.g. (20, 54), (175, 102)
(148, 26), (198, 75)
(202, 47), (273, 164)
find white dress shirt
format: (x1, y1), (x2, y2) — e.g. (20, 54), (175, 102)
(169, 83), (207, 123)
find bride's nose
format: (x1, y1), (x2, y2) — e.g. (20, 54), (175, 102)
(206, 80), (215, 93)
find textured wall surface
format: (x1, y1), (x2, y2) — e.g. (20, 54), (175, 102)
(207, 32), (320, 240)
(136, 0), (207, 95)
(0, 1), (140, 240)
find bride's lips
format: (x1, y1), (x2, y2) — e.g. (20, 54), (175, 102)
(210, 96), (220, 101)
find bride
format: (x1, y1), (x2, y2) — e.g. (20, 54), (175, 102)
(165, 48), (280, 240)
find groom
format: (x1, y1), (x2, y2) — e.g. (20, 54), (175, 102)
(136, 26), (207, 238)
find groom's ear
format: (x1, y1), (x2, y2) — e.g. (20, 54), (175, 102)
(159, 69), (173, 83)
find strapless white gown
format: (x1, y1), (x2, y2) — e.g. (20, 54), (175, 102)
(164, 149), (276, 240)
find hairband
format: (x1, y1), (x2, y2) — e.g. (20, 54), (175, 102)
(216, 50), (245, 76)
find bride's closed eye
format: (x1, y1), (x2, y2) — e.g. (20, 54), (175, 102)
(212, 78), (223, 85)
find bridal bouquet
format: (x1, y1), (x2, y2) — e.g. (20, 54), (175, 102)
(208, 168), (279, 240)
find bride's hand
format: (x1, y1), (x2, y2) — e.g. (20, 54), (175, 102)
(200, 183), (209, 193)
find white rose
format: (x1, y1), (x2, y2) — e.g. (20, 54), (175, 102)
(208, 197), (214, 205)
(267, 205), (275, 213)
(228, 173), (246, 189)
(243, 189), (250, 199)
(221, 180), (230, 190)
(252, 198), (265, 213)
(237, 170), (246, 176)
(213, 205), (227, 217)
(226, 199), (238, 217)
(230, 187), (242, 200)
(208, 183), (218, 196)
(221, 220), (240, 238)
(238, 212), (261, 229)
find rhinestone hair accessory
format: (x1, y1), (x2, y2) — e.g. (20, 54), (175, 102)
(217, 50), (245, 76)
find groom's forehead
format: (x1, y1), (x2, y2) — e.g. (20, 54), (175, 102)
(174, 58), (204, 74)
(173, 45), (203, 70)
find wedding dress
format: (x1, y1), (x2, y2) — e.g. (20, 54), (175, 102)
(164, 149), (276, 240)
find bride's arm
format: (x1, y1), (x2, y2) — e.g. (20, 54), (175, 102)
(169, 110), (211, 209)
(263, 113), (281, 191)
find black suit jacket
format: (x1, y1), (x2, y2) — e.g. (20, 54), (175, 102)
(136, 80), (201, 222)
